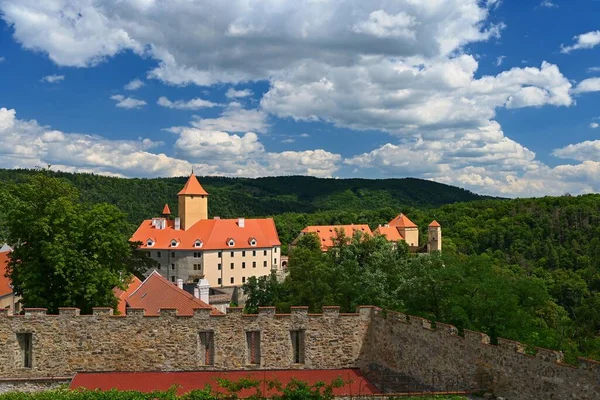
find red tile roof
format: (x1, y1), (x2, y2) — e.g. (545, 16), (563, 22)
(374, 225), (404, 241)
(162, 204), (171, 215)
(0, 250), (12, 298)
(429, 220), (441, 227)
(70, 369), (380, 396)
(388, 213), (417, 228)
(301, 225), (373, 251)
(125, 271), (221, 316)
(113, 275), (143, 315)
(131, 217), (280, 250)
(178, 173), (208, 196)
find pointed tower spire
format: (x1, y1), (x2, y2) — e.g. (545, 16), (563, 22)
(162, 204), (171, 216)
(178, 173), (209, 230)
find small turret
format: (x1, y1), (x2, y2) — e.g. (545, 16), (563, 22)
(162, 204), (171, 217)
(427, 220), (442, 253)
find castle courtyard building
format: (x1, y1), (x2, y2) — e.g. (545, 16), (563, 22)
(131, 174), (282, 288)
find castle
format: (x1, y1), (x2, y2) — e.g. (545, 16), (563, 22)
(130, 174), (282, 288)
(297, 213), (442, 253)
(0, 306), (598, 399)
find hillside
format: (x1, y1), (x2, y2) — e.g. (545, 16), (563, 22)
(0, 169), (488, 226)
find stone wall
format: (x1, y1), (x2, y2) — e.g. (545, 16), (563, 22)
(0, 306), (372, 379)
(357, 309), (600, 400)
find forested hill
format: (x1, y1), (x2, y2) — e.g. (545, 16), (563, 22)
(0, 169), (488, 224)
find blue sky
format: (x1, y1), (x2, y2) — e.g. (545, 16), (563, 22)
(0, 0), (598, 197)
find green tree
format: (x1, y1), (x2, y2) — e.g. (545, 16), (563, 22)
(0, 173), (156, 314)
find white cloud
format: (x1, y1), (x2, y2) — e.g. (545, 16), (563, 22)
(553, 140), (600, 162)
(0, 0), (504, 85)
(540, 0), (557, 8)
(110, 94), (147, 109)
(0, 57), (5, 63)
(495, 55), (506, 66)
(226, 88), (253, 99)
(185, 103), (269, 133)
(590, 122), (599, 129)
(41, 74), (64, 83)
(157, 96), (219, 110)
(281, 138), (295, 143)
(561, 30), (600, 53)
(124, 78), (144, 91)
(572, 77), (600, 94)
(587, 67), (600, 73)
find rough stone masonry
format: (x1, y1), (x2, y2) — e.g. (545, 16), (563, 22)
(0, 306), (598, 399)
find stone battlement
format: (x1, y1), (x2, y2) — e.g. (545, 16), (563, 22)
(0, 306), (598, 399)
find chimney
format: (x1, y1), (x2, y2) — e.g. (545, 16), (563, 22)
(174, 217), (181, 230)
(176, 278), (183, 290)
(194, 286), (200, 299)
(214, 216), (220, 220)
(197, 278), (210, 304)
(238, 217), (245, 228)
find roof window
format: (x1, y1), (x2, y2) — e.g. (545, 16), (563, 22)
(194, 239), (203, 248)
(146, 239), (155, 247)
(170, 239), (179, 248)
(249, 238), (257, 247)
(227, 238), (235, 247)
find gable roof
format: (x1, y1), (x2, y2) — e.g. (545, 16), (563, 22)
(124, 271), (222, 316)
(388, 213), (418, 229)
(113, 275), (143, 315)
(0, 249), (12, 298)
(374, 225), (405, 241)
(177, 173), (208, 196)
(300, 225), (373, 251)
(429, 220), (441, 227)
(131, 217), (280, 250)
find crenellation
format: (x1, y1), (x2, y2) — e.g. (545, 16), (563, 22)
(534, 347), (563, 363)
(497, 338), (525, 353)
(322, 306), (340, 318)
(258, 306), (276, 318)
(91, 307), (112, 316)
(463, 329), (490, 344)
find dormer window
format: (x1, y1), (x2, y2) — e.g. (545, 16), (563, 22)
(227, 238), (235, 247)
(248, 238), (257, 247)
(194, 239), (203, 248)
(170, 239), (179, 248)
(146, 239), (155, 247)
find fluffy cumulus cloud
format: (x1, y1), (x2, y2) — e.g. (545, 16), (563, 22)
(110, 94), (147, 109)
(552, 140), (600, 162)
(0, 107), (193, 177)
(561, 30), (600, 53)
(1, 0), (599, 196)
(157, 96), (219, 110)
(124, 78), (144, 91)
(41, 74), (64, 83)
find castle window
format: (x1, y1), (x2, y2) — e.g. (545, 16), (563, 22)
(253, 261), (256, 268)
(218, 263), (222, 270)
(171, 252), (175, 258)
(263, 250), (267, 256)
(194, 252), (202, 258)
(146, 239), (154, 247)
(198, 332), (214, 366)
(193, 264), (202, 271)
(242, 262), (246, 269)
(253, 251), (256, 257)
(171, 263), (175, 270)
(290, 330), (305, 364)
(17, 333), (32, 368)
(274, 258), (277, 265)
(242, 251), (246, 257)
(157, 251), (161, 258)
(227, 239), (235, 247)
(171, 276), (175, 282)
(242, 277), (246, 283)
(230, 277), (234, 284)
(230, 251), (234, 257)
(263, 261), (267, 267)
(246, 331), (261, 365)
(218, 251), (222, 258)
(218, 278), (222, 285)
(274, 247), (278, 253)
(170, 240), (179, 248)
(194, 240), (203, 248)
(230, 262), (234, 269)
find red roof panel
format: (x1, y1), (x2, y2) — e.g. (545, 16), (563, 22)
(70, 369), (380, 396)
(178, 174), (208, 196)
(0, 250), (12, 298)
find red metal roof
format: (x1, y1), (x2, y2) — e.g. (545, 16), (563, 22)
(300, 225), (373, 251)
(70, 369), (380, 396)
(131, 217), (280, 250)
(178, 174), (208, 196)
(125, 271), (222, 316)
(0, 250), (12, 298)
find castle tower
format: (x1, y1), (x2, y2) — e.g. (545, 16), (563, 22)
(427, 220), (442, 253)
(177, 173), (209, 230)
(389, 213), (419, 247)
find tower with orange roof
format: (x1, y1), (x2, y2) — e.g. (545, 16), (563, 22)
(427, 220), (442, 253)
(178, 173), (209, 230)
